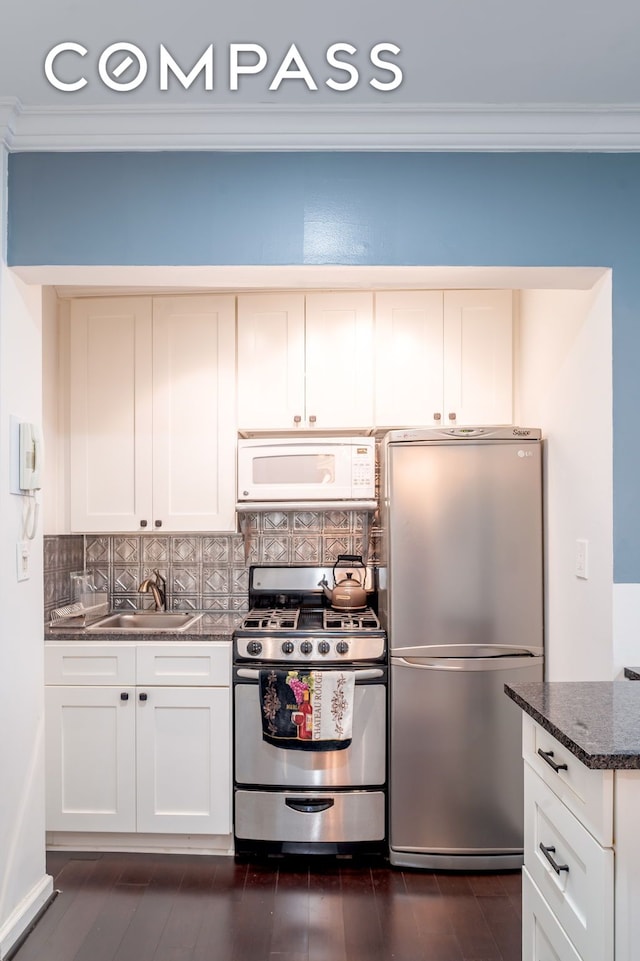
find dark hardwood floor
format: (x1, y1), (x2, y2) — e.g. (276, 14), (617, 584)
(11, 851), (522, 961)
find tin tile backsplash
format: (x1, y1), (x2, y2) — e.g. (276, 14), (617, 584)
(43, 511), (379, 625)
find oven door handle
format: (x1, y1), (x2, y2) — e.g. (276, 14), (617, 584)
(235, 668), (384, 681)
(285, 797), (335, 814)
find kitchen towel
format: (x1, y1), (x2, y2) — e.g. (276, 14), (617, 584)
(259, 669), (355, 751)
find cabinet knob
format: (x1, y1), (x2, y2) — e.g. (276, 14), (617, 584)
(293, 415), (302, 424)
(120, 692), (129, 701)
(433, 412), (442, 421)
(448, 412), (457, 421)
(140, 519), (148, 528)
(139, 692), (148, 702)
(154, 520), (162, 528)
(309, 415), (317, 424)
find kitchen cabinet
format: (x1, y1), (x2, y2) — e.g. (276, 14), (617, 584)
(374, 290), (513, 427)
(520, 713), (640, 961)
(237, 291), (374, 429)
(44, 643), (231, 837)
(69, 295), (236, 532)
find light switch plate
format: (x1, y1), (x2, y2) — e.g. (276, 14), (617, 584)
(16, 541), (30, 581)
(576, 539), (588, 579)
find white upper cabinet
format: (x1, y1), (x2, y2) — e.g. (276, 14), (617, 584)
(151, 296), (236, 531)
(304, 292), (374, 429)
(237, 292), (374, 430)
(70, 295), (236, 532)
(237, 293), (306, 429)
(374, 290), (445, 428)
(374, 289), (513, 428)
(443, 290), (513, 427)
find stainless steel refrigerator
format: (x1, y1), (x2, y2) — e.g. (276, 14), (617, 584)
(380, 426), (544, 870)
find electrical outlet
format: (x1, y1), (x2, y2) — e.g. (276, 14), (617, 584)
(576, 539), (588, 579)
(16, 541), (30, 581)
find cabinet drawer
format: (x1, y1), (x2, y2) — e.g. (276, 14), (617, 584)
(522, 868), (583, 961)
(136, 643), (231, 686)
(45, 644), (136, 685)
(524, 765), (613, 961)
(523, 714), (613, 845)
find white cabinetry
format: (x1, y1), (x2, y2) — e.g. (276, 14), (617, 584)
(374, 290), (513, 427)
(69, 295), (236, 532)
(521, 714), (630, 961)
(237, 292), (374, 429)
(45, 643), (231, 838)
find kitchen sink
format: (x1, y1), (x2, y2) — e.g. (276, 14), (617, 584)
(88, 611), (202, 632)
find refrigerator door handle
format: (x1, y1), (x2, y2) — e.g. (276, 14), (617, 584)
(391, 654), (541, 672)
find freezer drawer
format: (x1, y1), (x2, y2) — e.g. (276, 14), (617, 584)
(235, 789), (385, 842)
(390, 654), (543, 867)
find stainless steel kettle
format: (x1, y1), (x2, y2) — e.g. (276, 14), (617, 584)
(319, 554), (367, 610)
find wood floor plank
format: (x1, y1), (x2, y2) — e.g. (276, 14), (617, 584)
(308, 866), (346, 961)
(12, 853), (522, 961)
(14, 856), (115, 961)
(111, 859), (187, 961)
(71, 883), (145, 961)
(340, 866), (386, 961)
(269, 862), (310, 959)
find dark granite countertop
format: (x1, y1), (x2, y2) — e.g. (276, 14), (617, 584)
(505, 681), (640, 770)
(624, 667), (640, 680)
(45, 611), (237, 643)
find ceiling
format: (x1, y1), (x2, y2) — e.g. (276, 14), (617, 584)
(3, 0), (640, 106)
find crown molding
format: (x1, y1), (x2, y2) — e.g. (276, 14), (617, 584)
(3, 97), (640, 150)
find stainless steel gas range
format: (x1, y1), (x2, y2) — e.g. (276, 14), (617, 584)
(233, 564), (387, 857)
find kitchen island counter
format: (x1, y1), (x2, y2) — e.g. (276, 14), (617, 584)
(505, 680), (640, 769)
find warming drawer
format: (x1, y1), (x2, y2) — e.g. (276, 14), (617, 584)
(235, 789), (385, 842)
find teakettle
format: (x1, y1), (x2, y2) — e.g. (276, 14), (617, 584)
(319, 554), (367, 610)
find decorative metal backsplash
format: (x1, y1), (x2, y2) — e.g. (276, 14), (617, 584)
(43, 511), (380, 627)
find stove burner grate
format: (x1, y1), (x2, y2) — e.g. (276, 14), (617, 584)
(241, 608), (300, 631)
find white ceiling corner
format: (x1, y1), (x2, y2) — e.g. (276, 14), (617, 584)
(2, 99), (640, 151)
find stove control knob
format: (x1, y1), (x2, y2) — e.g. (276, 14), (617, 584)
(318, 640), (331, 656)
(247, 640), (263, 657)
(281, 641), (295, 655)
(300, 640), (313, 655)
(336, 641), (350, 656)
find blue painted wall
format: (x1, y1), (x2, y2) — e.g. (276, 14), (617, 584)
(7, 151), (639, 579)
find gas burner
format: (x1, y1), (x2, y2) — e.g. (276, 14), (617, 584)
(241, 608), (300, 631)
(323, 609), (381, 631)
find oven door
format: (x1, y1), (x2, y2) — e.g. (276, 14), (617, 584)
(234, 666), (386, 788)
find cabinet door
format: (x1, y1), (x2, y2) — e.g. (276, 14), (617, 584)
(443, 290), (513, 426)
(135, 686), (231, 835)
(237, 293), (305, 429)
(70, 297), (153, 532)
(152, 296), (236, 531)
(45, 685), (136, 832)
(305, 292), (374, 428)
(374, 291), (444, 427)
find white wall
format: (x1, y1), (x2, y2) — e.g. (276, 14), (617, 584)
(42, 291), (68, 534)
(516, 277), (613, 680)
(0, 144), (52, 959)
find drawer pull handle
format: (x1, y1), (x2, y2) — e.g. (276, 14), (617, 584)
(537, 748), (568, 773)
(285, 798), (335, 814)
(539, 843), (569, 875)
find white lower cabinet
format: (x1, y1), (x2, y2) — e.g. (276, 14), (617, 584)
(521, 714), (640, 961)
(45, 643), (231, 838)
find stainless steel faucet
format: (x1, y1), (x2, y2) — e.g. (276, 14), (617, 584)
(138, 569), (166, 611)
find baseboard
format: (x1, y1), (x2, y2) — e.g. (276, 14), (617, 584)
(0, 874), (54, 960)
(46, 831), (234, 856)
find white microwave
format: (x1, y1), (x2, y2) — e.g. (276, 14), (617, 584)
(236, 436), (377, 509)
